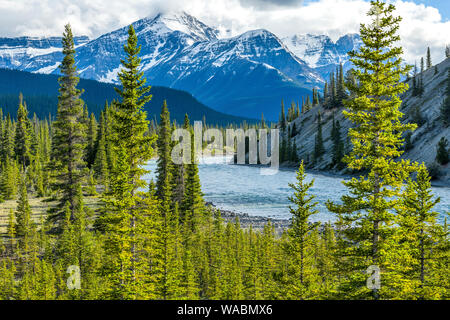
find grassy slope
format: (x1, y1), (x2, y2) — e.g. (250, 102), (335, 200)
(0, 196), (100, 235)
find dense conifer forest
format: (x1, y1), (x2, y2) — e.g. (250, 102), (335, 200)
(0, 0), (448, 300)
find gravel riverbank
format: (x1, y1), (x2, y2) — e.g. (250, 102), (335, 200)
(206, 202), (291, 233)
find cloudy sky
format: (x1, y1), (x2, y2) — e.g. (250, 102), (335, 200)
(0, 0), (449, 63)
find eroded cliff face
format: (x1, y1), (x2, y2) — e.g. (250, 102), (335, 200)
(286, 57), (450, 184)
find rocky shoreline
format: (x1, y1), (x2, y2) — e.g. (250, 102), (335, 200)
(206, 202), (291, 233)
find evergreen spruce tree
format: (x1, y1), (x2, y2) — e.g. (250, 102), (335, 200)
(14, 98), (34, 168)
(404, 131), (413, 151)
(14, 174), (40, 300)
(395, 164), (444, 299)
(336, 63), (347, 107)
(181, 124), (204, 232)
(170, 114), (189, 206)
(0, 258), (17, 299)
(316, 222), (338, 298)
(291, 122), (297, 137)
(313, 89), (319, 106)
(2, 114), (15, 161)
(0, 157), (19, 200)
(419, 57), (425, 96)
(152, 102), (184, 299)
(326, 0), (417, 299)
(54, 203), (78, 299)
(286, 138), (293, 163)
(93, 111), (109, 185)
(313, 111), (325, 162)
(98, 25), (156, 299)
(56, 186), (103, 299)
(154, 201), (183, 299)
(292, 140), (299, 163)
(426, 47), (432, 70)
(85, 113), (97, 167)
(15, 174), (34, 249)
(323, 82), (329, 108)
(432, 216), (450, 299)
(331, 118), (344, 168)
(412, 62), (419, 96)
(104, 101), (118, 172)
(7, 208), (16, 255)
(50, 24), (87, 221)
(285, 161), (320, 299)
(86, 169), (97, 196)
(436, 137), (449, 165)
(280, 100), (286, 131)
(440, 69), (450, 126)
(155, 100), (173, 202)
(411, 105), (425, 127)
(330, 72), (337, 108)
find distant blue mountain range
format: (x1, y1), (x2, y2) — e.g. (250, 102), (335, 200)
(0, 12), (361, 120)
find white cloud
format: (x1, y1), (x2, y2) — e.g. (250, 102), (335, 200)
(0, 0), (448, 64)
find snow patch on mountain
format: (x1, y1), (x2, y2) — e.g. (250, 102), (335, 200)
(0, 46), (61, 58)
(35, 62), (60, 74)
(98, 66), (122, 83)
(282, 33), (362, 70)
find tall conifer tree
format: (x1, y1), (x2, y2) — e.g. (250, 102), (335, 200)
(426, 47), (432, 70)
(395, 164), (443, 299)
(313, 111), (325, 161)
(440, 69), (450, 126)
(99, 25), (157, 299)
(14, 98), (34, 168)
(326, 0), (416, 299)
(285, 161), (320, 299)
(51, 24), (87, 221)
(155, 100), (172, 202)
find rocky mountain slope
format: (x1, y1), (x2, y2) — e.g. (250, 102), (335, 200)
(282, 33), (361, 80)
(0, 12), (360, 120)
(287, 57), (450, 184)
(0, 36), (89, 72)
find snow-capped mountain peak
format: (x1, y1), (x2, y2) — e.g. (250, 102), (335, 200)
(282, 34), (333, 68)
(136, 11), (219, 42)
(0, 12), (360, 120)
(281, 33), (362, 80)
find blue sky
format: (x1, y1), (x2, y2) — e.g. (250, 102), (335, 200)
(304, 0), (450, 20)
(411, 0), (449, 19)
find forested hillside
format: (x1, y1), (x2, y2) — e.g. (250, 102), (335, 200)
(280, 56), (450, 184)
(0, 68), (252, 125)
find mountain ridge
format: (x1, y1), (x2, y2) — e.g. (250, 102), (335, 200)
(0, 12), (361, 120)
(0, 68), (253, 125)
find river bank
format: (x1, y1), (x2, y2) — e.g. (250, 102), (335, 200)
(206, 202), (291, 233)
(233, 161), (450, 188)
(145, 159), (450, 222)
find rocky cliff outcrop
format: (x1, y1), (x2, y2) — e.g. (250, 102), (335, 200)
(287, 57), (450, 184)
